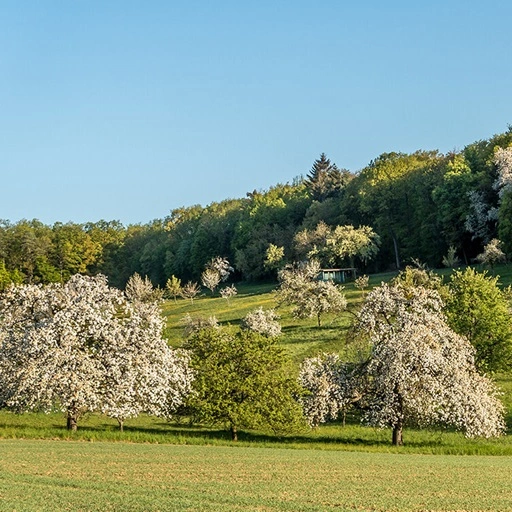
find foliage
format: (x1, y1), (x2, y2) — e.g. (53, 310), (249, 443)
(294, 222), (380, 268)
(165, 275), (182, 302)
(475, 238), (506, 269)
(264, 243), (285, 271)
(125, 272), (163, 303)
(0, 275), (192, 430)
(445, 267), (512, 372)
(493, 146), (512, 197)
(219, 284), (237, 303)
(201, 268), (221, 295)
(179, 281), (201, 303)
(181, 313), (219, 338)
(184, 328), (305, 440)
(356, 282), (505, 445)
(442, 245), (461, 268)
(240, 307), (281, 338)
(305, 153), (352, 201)
(299, 353), (359, 427)
(276, 260), (347, 327)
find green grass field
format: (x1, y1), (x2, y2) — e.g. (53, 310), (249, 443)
(1, 440), (512, 511)
(2, 264), (512, 511)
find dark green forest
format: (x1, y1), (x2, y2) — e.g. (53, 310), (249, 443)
(2, 126), (512, 289)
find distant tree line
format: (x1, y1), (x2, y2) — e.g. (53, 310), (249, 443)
(1, 127), (512, 288)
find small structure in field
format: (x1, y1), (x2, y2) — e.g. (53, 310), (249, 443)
(318, 268), (357, 283)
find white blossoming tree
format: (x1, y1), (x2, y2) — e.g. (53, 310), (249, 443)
(299, 353), (359, 427)
(125, 272), (163, 303)
(475, 238), (506, 270)
(356, 282), (505, 445)
(493, 146), (512, 197)
(219, 284), (237, 303)
(0, 274), (193, 431)
(276, 260), (347, 327)
(241, 307), (281, 338)
(201, 268), (221, 295)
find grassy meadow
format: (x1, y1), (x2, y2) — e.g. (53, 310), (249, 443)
(2, 264), (512, 511)
(2, 440), (512, 511)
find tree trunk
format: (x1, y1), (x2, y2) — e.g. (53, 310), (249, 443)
(118, 419), (124, 432)
(230, 425), (238, 441)
(392, 233), (401, 270)
(67, 410), (78, 432)
(317, 313), (321, 327)
(392, 423), (403, 446)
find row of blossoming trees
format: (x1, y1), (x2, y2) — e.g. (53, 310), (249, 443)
(0, 265), (508, 445)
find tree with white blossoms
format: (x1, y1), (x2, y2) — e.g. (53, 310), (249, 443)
(219, 284), (237, 303)
(201, 268), (221, 295)
(125, 272), (163, 303)
(0, 274), (193, 431)
(179, 281), (201, 303)
(299, 353), (359, 427)
(99, 300), (193, 431)
(493, 146), (512, 197)
(475, 238), (506, 271)
(182, 313), (219, 338)
(206, 256), (234, 282)
(356, 282), (505, 445)
(240, 307), (281, 338)
(276, 260), (347, 327)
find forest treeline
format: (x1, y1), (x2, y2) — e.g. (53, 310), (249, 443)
(2, 126), (512, 289)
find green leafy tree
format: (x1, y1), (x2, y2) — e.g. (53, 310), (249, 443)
(445, 267), (512, 372)
(276, 260), (347, 327)
(184, 328), (305, 440)
(294, 223), (380, 268)
(165, 275), (182, 302)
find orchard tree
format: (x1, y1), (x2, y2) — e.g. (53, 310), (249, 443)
(475, 238), (506, 270)
(165, 275), (182, 302)
(327, 225), (381, 268)
(357, 282), (505, 445)
(201, 268), (221, 295)
(219, 284), (237, 303)
(240, 307), (281, 338)
(294, 223), (380, 268)
(299, 353), (359, 427)
(205, 257), (233, 282)
(276, 260), (347, 327)
(125, 272), (163, 303)
(179, 281), (201, 303)
(0, 275), (193, 431)
(445, 267), (512, 372)
(184, 327), (305, 440)
(99, 301), (193, 431)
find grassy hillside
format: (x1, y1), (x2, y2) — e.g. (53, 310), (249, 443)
(161, 264), (512, 362)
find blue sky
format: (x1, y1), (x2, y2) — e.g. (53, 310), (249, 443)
(1, 1), (511, 225)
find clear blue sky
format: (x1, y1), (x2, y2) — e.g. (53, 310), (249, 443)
(2, 1), (511, 225)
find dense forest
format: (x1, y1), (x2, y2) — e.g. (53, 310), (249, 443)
(2, 126), (512, 290)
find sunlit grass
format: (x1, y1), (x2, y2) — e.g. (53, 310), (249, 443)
(1, 439), (512, 511)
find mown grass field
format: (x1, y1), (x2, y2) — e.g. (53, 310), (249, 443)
(2, 264), (512, 511)
(1, 440), (512, 511)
